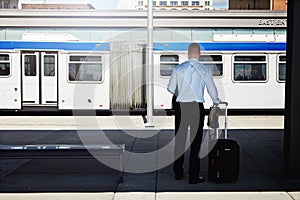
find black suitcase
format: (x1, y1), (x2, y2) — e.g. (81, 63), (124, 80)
(207, 102), (240, 183)
(208, 139), (240, 183)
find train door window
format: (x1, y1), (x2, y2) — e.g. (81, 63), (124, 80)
(199, 55), (223, 77)
(24, 55), (37, 76)
(278, 55), (286, 82)
(44, 55), (56, 76)
(0, 54), (10, 76)
(160, 55), (179, 77)
(68, 55), (103, 82)
(233, 55), (267, 82)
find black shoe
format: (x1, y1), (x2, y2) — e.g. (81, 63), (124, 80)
(175, 173), (183, 180)
(189, 176), (206, 184)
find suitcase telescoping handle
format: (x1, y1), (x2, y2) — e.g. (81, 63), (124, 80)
(219, 102), (228, 139)
(213, 102), (228, 139)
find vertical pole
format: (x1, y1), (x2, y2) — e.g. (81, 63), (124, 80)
(270, 0), (273, 10)
(284, 0), (300, 181)
(145, 0), (154, 127)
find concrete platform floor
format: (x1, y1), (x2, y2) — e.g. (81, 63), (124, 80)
(0, 126), (299, 199)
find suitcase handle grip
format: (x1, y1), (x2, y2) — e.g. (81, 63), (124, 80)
(219, 102), (228, 106)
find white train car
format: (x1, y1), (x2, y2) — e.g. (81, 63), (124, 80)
(0, 10), (287, 113)
(153, 42), (286, 111)
(0, 41), (110, 110)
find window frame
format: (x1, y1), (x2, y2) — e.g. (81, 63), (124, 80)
(170, 1), (178, 6)
(277, 54), (286, 83)
(199, 54), (224, 78)
(181, 1), (189, 6)
(192, 1), (200, 6)
(205, 0), (210, 6)
(232, 54), (268, 83)
(0, 53), (11, 78)
(159, 54), (180, 79)
(159, 1), (167, 6)
(67, 54), (104, 84)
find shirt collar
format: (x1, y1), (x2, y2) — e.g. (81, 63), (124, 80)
(188, 58), (199, 66)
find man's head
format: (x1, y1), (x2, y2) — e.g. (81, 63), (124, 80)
(188, 43), (201, 60)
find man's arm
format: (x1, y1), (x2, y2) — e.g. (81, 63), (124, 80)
(204, 69), (221, 104)
(167, 68), (177, 94)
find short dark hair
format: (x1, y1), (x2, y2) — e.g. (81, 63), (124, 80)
(188, 43), (200, 54)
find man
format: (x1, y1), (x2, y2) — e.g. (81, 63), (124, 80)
(167, 43), (221, 184)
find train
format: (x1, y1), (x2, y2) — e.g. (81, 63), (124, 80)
(0, 10), (287, 113)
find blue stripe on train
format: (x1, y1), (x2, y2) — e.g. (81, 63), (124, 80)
(154, 42), (286, 51)
(0, 41), (110, 51)
(0, 41), (286, 51)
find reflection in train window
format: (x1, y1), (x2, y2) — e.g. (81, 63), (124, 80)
(0, 54), (10, 76)
(278, 55), (286, 82)
(200, 55), (223, 76)
(233, 55), (267, 81)
(44, 55), (55, 76)
(160, 55), (179, 76)
(24, 55), (36, 76)
(68, 55), (102, 82)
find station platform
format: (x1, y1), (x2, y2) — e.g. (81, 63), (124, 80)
(0, 116), (299, 200)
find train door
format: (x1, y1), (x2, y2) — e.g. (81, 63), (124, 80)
(41, 53), (57, 105)
(22, 52), (58, 106)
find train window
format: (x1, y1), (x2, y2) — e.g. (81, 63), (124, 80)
(278, 55), (286, 82)
(0, 54), (10, 76)
(233, 55), (267, 82)
(70, 56), (102, 62)
(234, 56), (266, 62)
(160, 55), (179, 77)
(159, 1), (167, 6)
(172, 28), (192, 41)
(214, 29), (233, 35)
(91, 28), (112, 41)
(28, 28), (50, 33)
(234, 29), (253, 34)
(276, 29), (287, 35)
(6, 28), (26, 40)
(181, 1), (189, 6)
(24, 55), (37, 76)
(200, 55), (223, 76)
(68, 55), (103, 82)
(0, 29), (5, 40)
(44, 55), (56, 77)
(254, 29), (274, 34)
(193, 28), (213, 41)
(70, 28), (90, 41)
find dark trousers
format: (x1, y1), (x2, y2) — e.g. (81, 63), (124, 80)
(173, 101), (205, 179)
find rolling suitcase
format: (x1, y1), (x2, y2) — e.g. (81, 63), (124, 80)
(207, 102), (240, 183)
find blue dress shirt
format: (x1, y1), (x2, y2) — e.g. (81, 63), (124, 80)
(167, 58), (221, 104)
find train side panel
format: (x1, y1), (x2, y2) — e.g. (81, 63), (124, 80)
(153, 51), (188, 109)
(153, 46), (286, 110)
(222, 53), (285, 110)
(58, 52), (110, 110)
(0, 51), (21, 110)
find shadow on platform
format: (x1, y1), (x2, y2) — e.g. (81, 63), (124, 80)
(0, 129), (299, 192)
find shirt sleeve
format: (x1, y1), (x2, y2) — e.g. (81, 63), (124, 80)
(204, 69), (221, 104)
(167, 68), (177, 94)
